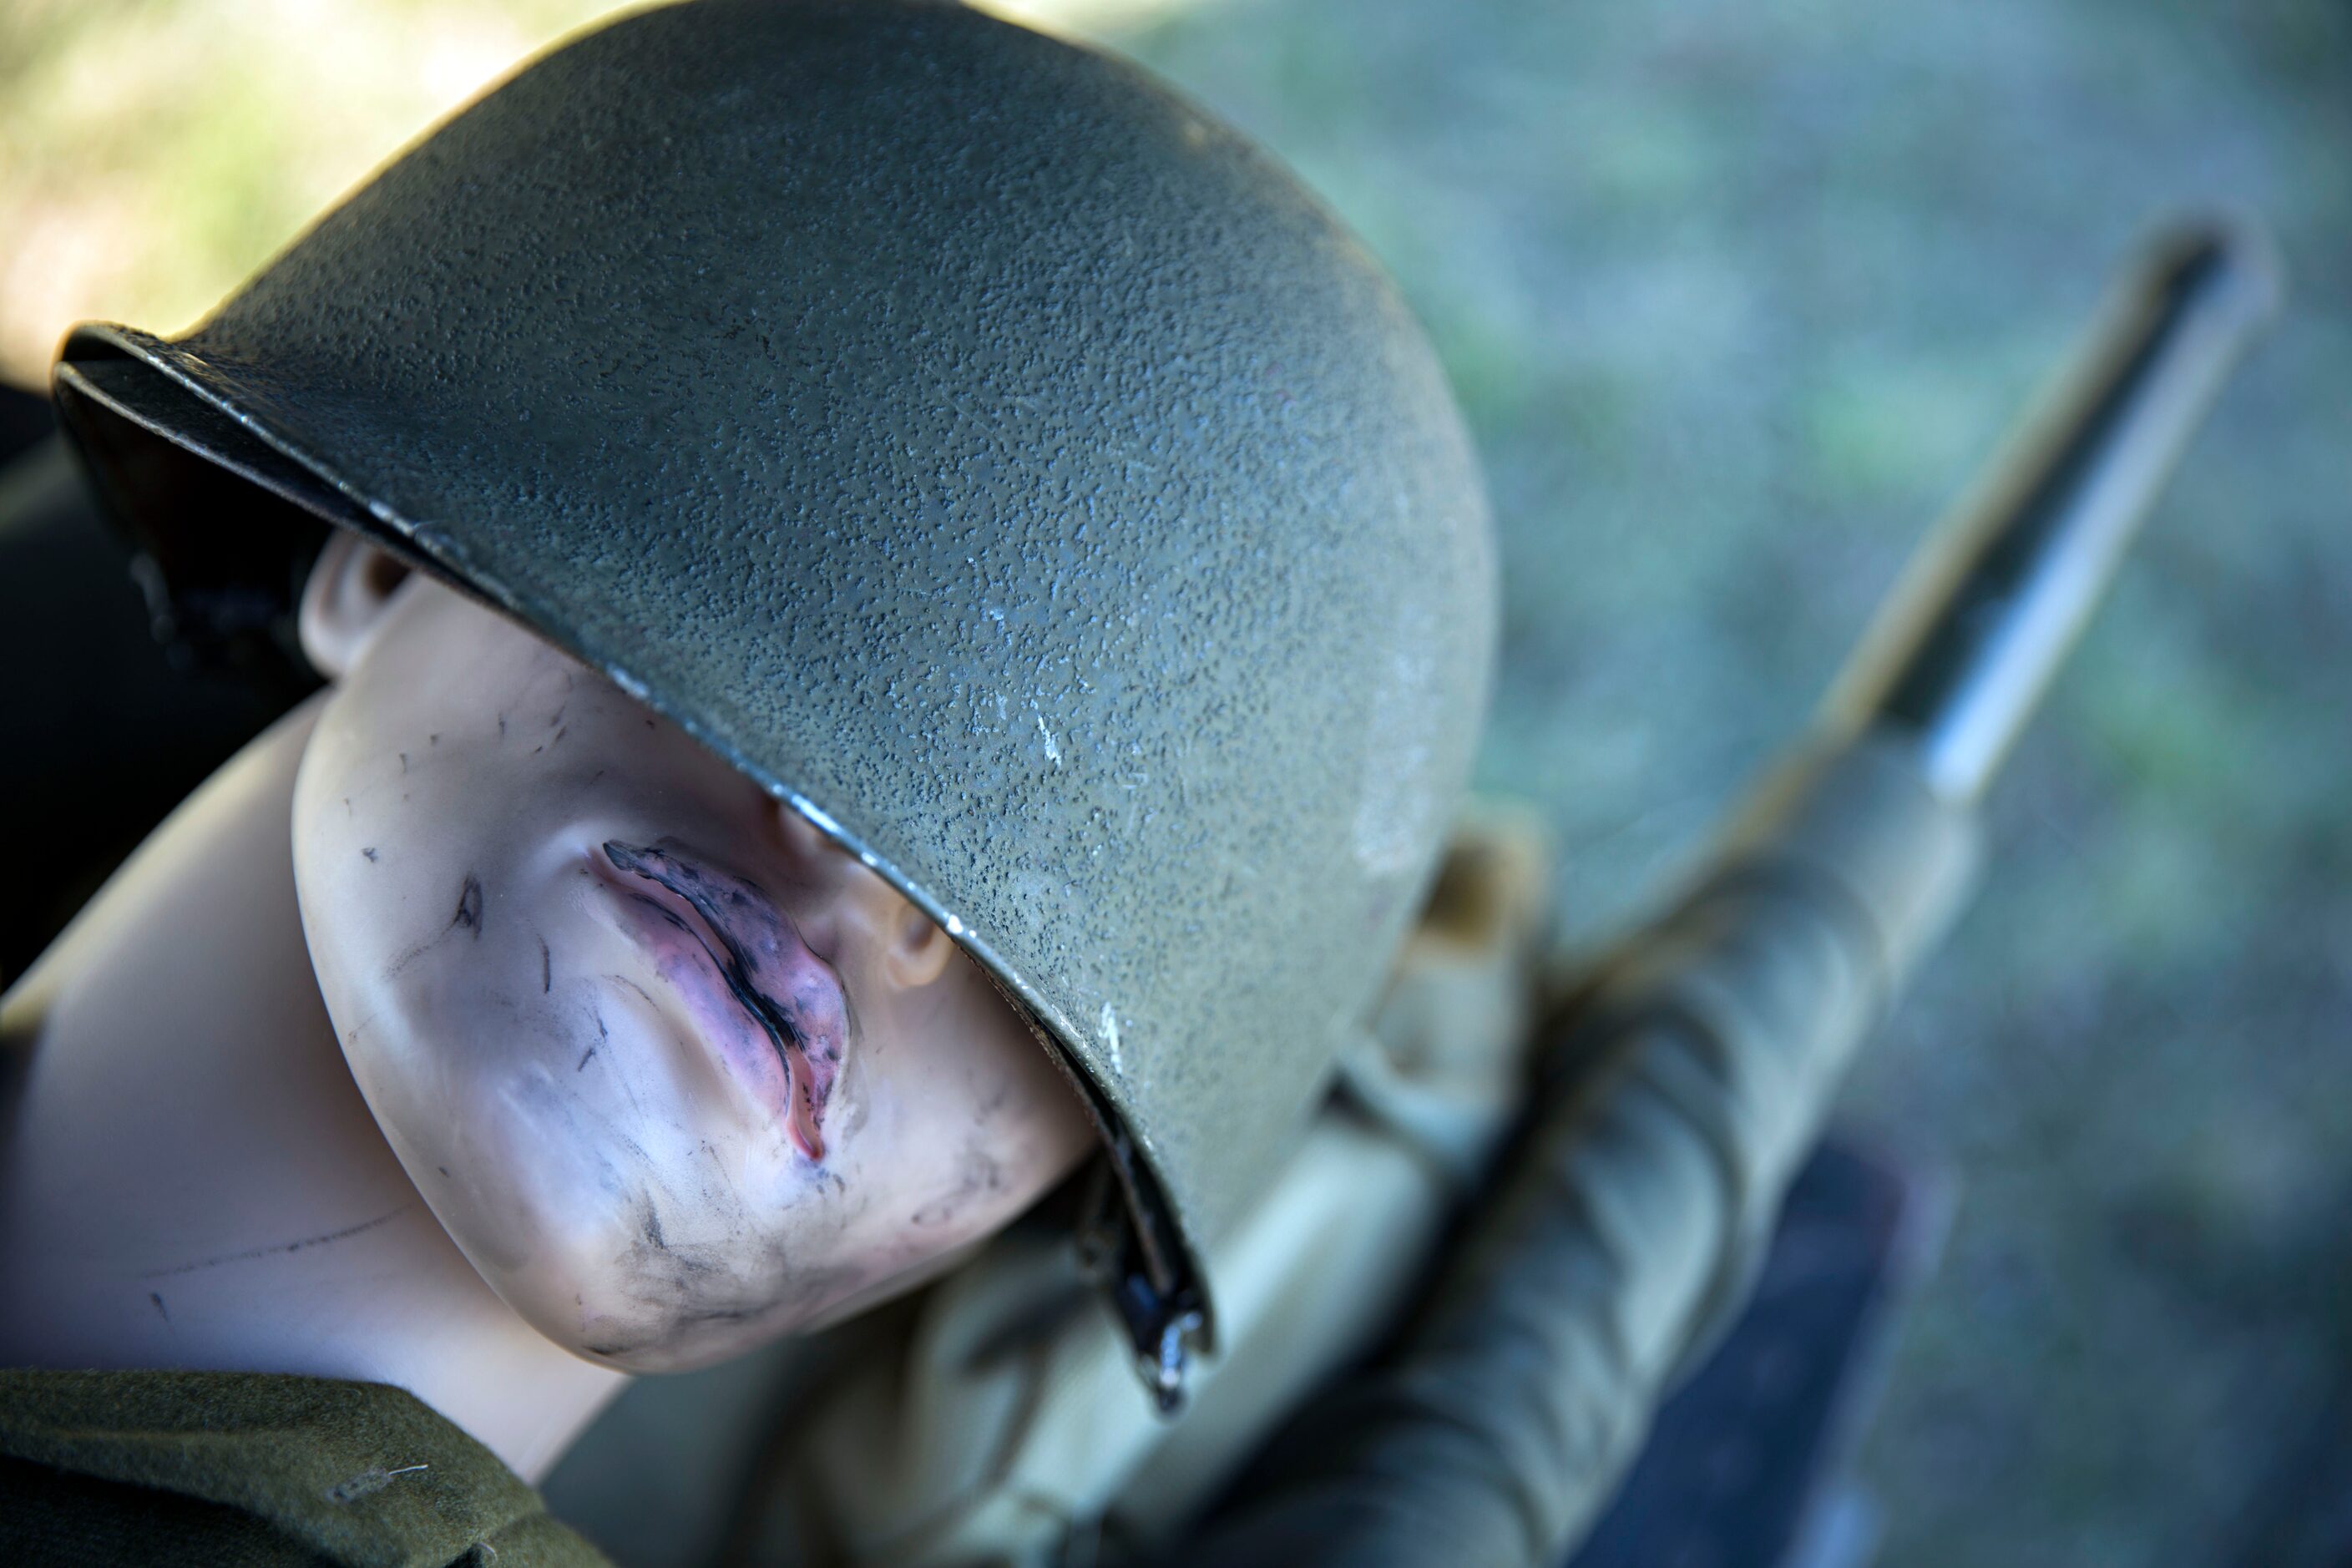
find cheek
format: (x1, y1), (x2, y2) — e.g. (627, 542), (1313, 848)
(845, 1034), (1085, 1263)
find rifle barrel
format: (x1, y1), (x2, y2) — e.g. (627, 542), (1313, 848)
(1823, 220), (2281, 806)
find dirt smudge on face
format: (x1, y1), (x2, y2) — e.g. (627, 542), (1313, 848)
(575, 1190), (844, 1370)
(452, 875), (484, 937)
(908, 1146), (1006, 1229)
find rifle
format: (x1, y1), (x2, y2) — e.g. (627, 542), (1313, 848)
(1179, 219), (2282, 1568)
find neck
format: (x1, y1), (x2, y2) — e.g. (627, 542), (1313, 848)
(0, 699), (624, 1479)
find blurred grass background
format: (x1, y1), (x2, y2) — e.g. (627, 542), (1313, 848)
(5, 0), (2349, 1561)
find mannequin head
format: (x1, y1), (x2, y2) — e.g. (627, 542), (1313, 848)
(288, 534), (1095, 1371)
(55, 0), (1498, 1395)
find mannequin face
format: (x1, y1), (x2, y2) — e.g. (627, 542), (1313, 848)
(289, 539), (1095, 1371)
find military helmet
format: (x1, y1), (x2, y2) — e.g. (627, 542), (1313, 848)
(52, 0), (1495, 1401)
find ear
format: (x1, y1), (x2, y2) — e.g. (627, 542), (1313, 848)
(299, 532), (413, 677)
(881, 897), (958, 991)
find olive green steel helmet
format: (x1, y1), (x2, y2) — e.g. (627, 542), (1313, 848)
(51, 0), (1495, 1401)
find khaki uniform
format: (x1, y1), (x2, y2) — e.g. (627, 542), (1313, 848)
(716, 813), (1551, 1566)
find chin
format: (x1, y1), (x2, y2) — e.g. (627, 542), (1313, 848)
(558, 1262), (826, 1373)
(473, 1171), (814, 1370)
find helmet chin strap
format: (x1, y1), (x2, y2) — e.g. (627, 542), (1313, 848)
(1076, 1142), (1210, 1416)
(985, 966), (1211, 1414)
